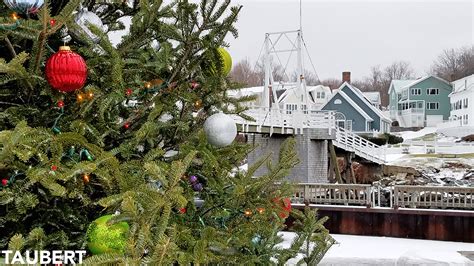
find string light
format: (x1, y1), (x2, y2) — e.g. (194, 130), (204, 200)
(123, 123), (130, 129)
(86, 91), (94, 99)
(144, 82), (152, 89)
(126, 88), (133, 96)
(49, 19), (56, 27)
(57, 100), (64, 108)
(244, 209), (252, 217)
(257, 207), (265, 214)
(193, 100), (202, 110)
(11, 12), (19, 21)
(76, 93), (84, 102)
(179, 208), (187, 214)
(83, 174), (90, 184)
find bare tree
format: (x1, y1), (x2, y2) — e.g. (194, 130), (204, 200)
(352, 62), (415, 107)
(383, 61), (415, 81)
(290, 69), (320, 86)
(230, 58), (261, 86)
(320, 78), (341, 90)
(430, 46), (474, 81)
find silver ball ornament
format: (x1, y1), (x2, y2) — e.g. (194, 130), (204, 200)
(203, 113), (237, 147)
(72, 8), (106, 43)
(3, 0), (44, 14)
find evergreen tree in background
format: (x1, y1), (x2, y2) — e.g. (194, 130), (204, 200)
(0, 0), (333, 264)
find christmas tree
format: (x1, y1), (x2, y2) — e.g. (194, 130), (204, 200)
(0, 0), (333, 264)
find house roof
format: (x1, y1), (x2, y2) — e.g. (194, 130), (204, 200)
(451, 74), (474, 94)
(227, 86), (263, 98)
(340, 82), (392, 123)
(362, 91), (381, 104)
(388, 79), (417, 94)
(321, 89), (373, 122)
(400, 75), (451, 91)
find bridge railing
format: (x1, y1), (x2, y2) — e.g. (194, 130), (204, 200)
(291, 183), (474, 210)
(233, 107), (335, 133)
(334, 127), (386, 163)
(394, 185), (474, 209)
(292, 183), (373, 206)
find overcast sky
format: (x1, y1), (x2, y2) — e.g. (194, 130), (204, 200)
(226, 0), (473, 80)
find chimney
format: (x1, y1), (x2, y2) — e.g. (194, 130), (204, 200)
(342, 71), (351, 83)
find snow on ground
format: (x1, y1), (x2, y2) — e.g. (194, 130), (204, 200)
(398, 127), (437, 140)
(278, 232), (474, 265)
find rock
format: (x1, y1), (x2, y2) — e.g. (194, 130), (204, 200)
(423, 166), (440, 174)
(461, 134), (474, 142)
(463, 169), (474, 180)
(442, 162), (470, 169)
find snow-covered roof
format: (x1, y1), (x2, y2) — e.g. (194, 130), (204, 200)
(227, 86), (263, 98)
(451, 74), (474, 94)
(400, 75), (451, 91)
(389, 79), (418, 94)
(362, 91), (381, 104)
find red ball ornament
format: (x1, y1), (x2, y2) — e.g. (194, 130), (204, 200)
(179, 208), (187, 214)
(1, 179), (8, 186)
(272, 197), (292, 219)
(45, 46), (87, 93)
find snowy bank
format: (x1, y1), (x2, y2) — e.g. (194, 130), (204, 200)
(279, 232), (473, 265)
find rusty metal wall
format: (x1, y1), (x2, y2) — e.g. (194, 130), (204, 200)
(293, 206), (474, 242)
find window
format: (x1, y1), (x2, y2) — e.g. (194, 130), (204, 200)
(301, 104), (308, 114)
(465, 115), (469, 125)
(316, 92), (321, 98)
(418, 102), (423, 109)
(321, 92), (325, 98)
(426, 88), (439, 95)
(464, 98), (468, 108)
(285, 104), (297, 114)
(346, 120), (352, 131)
(426, 102), (439, 110)
(411, 88), (421, 95)
(334, 99), (342, 105)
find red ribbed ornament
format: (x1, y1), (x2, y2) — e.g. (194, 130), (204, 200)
(45, 46), (87, 93)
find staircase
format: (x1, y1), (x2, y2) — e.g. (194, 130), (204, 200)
(333, 127), (386, 164)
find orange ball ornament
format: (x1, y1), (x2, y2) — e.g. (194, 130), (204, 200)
(45, 46), (87, 93)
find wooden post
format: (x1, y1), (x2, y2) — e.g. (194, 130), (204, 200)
(328, 140), (343, 184)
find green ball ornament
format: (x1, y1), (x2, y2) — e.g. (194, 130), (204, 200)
(218, 47), (232, 76)
(86, 215), (129, 255)
(208, 47), (232, 76)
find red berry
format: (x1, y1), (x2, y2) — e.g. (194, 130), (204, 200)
(179, 208), (186, 214)
(51, 165), (58, 171)
(57, 101), (64, 108)
(49, 19), (56, 26)
(1, 179), (8, 186)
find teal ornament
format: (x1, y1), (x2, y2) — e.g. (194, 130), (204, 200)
(86, 215), (129, 255)
(3, 0), (44, 14)
(81, 149), (93, 161)
(251, 234), (262, 245)
(52, 126), (61, 134)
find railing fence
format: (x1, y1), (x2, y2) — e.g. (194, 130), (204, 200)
(292, 183), (474, 210)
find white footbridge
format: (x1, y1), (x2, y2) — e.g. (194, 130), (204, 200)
(233, 108), (386, 164)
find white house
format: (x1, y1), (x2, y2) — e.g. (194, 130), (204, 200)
(449, 74), (474, 126)
(362, 91), (382, 109)
(437, 74), (474, 137)
(228, 84), (332, 113)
